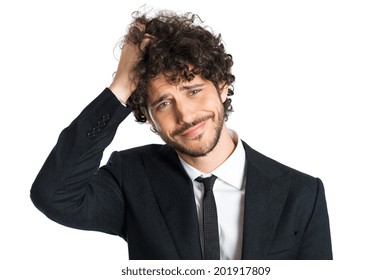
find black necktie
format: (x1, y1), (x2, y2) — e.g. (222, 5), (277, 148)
(196, 175), (220, 260)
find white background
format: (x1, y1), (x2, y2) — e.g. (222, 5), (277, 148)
(1, 0), (391, 279)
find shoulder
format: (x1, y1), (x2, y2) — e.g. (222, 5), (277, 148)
(242, 140), (322, 191)
(116, 143), (175, 160)
(119, 143), (166, 156)
(242, 141), (326, 210)
(112, 144), (186, 180)
(115, 144), (180, 166)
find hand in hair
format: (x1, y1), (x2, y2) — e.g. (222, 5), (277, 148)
(109, 22), (152, 104)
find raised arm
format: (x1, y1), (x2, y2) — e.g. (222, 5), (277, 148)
(30, 24), (151, 238)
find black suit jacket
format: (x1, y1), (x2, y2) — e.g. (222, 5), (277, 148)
(31, 88), (332, 260)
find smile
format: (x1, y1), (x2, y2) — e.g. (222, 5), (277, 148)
(180, 121), (207, 138)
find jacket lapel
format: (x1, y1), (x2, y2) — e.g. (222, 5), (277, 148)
(142, 145), (202, 260)
(241, 142), (290, 259)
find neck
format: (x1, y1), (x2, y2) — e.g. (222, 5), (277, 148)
(177, 125), (236, 173)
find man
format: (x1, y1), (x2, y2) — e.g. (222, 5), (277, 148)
(31, 10), (332, 260)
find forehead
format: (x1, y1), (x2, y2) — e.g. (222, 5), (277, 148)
(147, 74), (208, 97)
(148, 74), (175, 93)
(149, 74), (202, 88)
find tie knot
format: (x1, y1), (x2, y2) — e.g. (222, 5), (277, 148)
(196, 175), (217, 192)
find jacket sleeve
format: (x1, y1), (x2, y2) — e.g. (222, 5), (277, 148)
(299, 178), (333, 259)
(30, 88), (132, 239)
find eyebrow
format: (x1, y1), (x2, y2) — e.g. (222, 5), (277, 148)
(179, 82), (205, 90)
(149, 82), (205, 108)
(150, 94), (171, 108)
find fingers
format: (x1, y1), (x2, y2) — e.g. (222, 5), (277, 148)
(109, 22), (153, 102)
(139, 35), (152, 51)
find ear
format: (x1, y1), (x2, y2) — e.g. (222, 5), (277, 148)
(219, 83), (229, 103)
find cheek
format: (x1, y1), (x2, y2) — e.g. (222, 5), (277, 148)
(150, 113), (171, 133)
(201, 92), (222, 107)
(208, 96), (225, 112)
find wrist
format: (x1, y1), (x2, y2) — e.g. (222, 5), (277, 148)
(109, 80), (132, 104)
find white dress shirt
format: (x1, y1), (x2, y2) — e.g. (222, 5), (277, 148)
(178, 130), (246, 260)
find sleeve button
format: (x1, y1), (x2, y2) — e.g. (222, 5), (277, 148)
(87, 131), (96, 139)
(92, 127), (101, 133)
(102, 113), (111, 121)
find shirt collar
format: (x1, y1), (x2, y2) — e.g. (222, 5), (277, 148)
(178, 129), (246, 190)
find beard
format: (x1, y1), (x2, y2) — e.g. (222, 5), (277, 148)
(159, 108), (225, 157)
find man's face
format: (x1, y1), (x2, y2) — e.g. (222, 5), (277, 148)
(146, 74), (228, 157)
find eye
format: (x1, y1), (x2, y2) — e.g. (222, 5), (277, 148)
(189, 89), (201, 96)
(157, 101), (172, 110)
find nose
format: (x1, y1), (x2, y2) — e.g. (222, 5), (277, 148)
(175, 98), (197, 124)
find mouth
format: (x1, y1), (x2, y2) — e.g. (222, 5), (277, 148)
(180, 121), (207, 139)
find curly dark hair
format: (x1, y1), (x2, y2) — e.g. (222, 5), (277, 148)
(123, 10), (235, 123)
